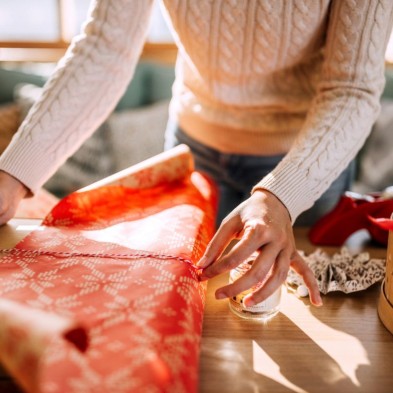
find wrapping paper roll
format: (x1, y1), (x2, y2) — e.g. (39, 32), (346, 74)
(79, 144), (194, 191)
(0, 145), (217, 393)
(0, 299), (87, 393)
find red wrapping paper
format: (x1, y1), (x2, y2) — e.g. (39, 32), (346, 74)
(0, 146), (217, 393)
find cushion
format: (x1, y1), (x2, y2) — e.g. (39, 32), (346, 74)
(106, 99), (169, 172)
(0, 67), (46, 104)
(14, 83), (114, 197)
(14, 83), (43, 118)
(357, 99), (393, 191)
(43, 123), (115, 197)
(13, 83), (170, 197)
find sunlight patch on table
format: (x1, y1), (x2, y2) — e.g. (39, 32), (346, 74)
(282, 293), (369, 387)
(252, 340), (307, 393)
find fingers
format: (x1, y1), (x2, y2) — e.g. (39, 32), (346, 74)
(290, 251), (323, 307)
(214, 244), (277, 299)
(198, 190), (323, 309)
(0, 195), (10, 225)
(242, 250), (290, 307)
(0, 212), (12, 226)
(0, 171), (28, 226)
(197, 215), (239, 269)
(0, 198), (17, 225)
(215, 248), (323, 309)
(200, 223), (268, 280)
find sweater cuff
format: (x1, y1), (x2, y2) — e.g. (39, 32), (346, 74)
(251, 164), (315, 224)
(0, 137), (54, 196)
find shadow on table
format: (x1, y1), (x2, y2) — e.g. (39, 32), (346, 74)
(200, 288), (387, 393)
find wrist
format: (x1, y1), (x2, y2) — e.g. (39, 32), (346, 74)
(252, 188), (291, 221)
(0, 170), (29, 199)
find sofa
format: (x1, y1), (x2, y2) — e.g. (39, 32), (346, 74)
(0, 62), (393, 198)
(0, 61), (175, 197)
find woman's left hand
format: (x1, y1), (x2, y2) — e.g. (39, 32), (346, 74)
(197, 189), (323, 307)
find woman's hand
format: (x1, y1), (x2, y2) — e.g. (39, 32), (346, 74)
(197, 189), (322, 307)
(0, 170), (28, 225)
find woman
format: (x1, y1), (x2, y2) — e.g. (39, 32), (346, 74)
(1, 0), (392, 308)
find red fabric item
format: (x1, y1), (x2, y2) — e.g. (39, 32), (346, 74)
(309, 192), (393, 246)
(0, 171), (217, 393)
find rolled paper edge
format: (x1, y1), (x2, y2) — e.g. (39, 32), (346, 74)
(79, 144), (194, 192)
(0, 298), (88, 393)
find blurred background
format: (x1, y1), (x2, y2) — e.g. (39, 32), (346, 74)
(0, 0), (392, 198)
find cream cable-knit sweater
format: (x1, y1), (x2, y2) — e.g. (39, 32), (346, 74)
(1, 0), (392, 222)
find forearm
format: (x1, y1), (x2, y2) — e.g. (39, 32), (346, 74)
(254, 90), (381, 221)
(253, 0), (393, 222)
(0, 0), (154, 194)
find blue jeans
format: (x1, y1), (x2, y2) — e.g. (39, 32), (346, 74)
(165, 125), (355, 227)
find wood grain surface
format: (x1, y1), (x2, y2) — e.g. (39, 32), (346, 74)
(199, 228), (392, 393)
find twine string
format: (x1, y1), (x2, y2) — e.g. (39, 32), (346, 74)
(0, 248), (199, 269)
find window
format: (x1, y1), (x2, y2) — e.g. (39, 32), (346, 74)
(0, 0), (176, 63)
(2, 2), (391, 66)
(0, 0), (60, 42)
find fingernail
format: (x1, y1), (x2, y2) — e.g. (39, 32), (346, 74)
(244, 297), (255, 307)
(215, 291), (227, 300)
(196, 256), (208, 267)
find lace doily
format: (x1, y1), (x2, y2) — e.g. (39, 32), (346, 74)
(287, 247), (386, 295)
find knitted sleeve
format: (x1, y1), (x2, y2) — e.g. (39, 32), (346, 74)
(252, 0), (393, 223)
(0, 0), (154, 194)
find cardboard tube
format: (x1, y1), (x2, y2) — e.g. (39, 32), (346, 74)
(79, 144), (194, 192)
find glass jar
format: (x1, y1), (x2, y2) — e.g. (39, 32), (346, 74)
(228, 254), (281, 321)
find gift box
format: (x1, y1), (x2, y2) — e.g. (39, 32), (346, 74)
(0, 145), (217, 393)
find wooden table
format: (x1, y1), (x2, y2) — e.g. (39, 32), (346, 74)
(200, 229), (392, 393)
(0, 221), (392, 393)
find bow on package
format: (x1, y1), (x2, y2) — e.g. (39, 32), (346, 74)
(0, 145), (217, 393)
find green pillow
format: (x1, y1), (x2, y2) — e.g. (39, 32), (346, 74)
(0, 68), (46, 104)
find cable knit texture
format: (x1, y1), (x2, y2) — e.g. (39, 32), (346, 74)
(0, 0), (392, 222)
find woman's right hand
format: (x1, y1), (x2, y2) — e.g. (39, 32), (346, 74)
(0, 170), (28, 225)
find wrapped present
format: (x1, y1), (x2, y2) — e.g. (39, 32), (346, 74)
(0, 145), (217, 393)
